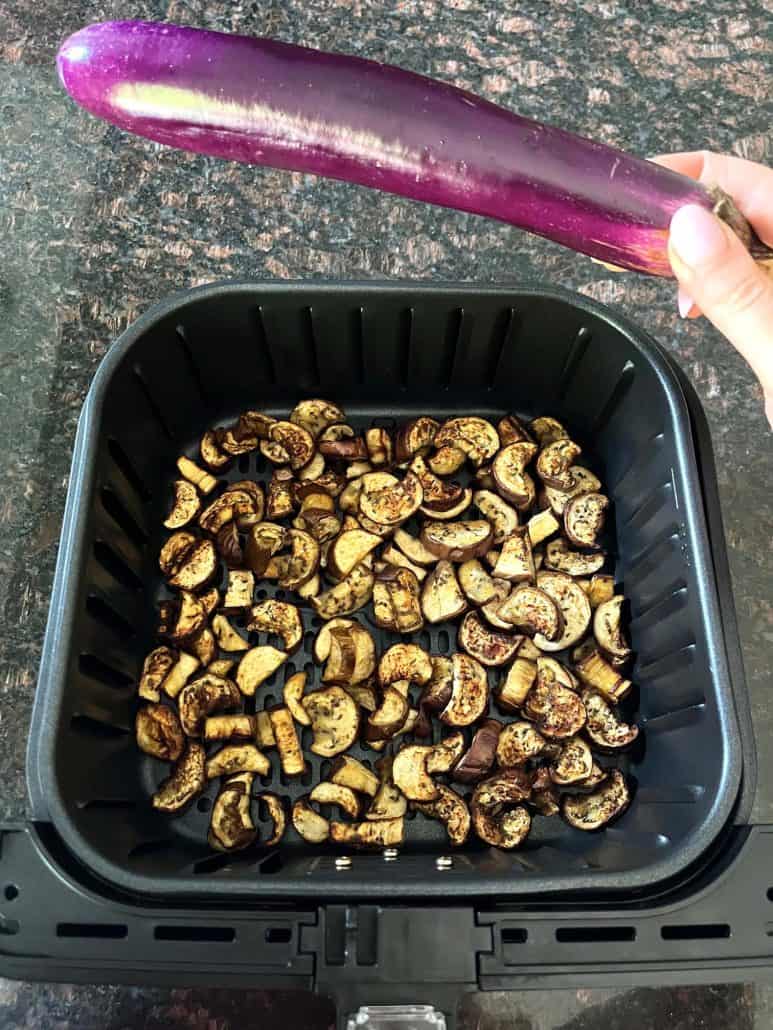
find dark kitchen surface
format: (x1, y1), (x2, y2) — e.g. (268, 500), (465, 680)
(1, 0), (771, 1027)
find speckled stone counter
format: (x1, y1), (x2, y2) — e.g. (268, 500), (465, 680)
(1, 0), (771, 1026)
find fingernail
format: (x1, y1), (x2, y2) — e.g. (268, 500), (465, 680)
(670, 204), (729, 268)
(677, 286), (694, 318)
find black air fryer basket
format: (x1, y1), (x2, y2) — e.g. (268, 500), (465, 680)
(9, 282), (769, 1025)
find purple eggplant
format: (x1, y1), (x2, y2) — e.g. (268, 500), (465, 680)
(57, 20), (771, 276)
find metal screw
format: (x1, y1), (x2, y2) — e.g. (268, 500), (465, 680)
(335, 855), (352, 870)
(436, 855), (453, 870)
(383, 848), (399, 861)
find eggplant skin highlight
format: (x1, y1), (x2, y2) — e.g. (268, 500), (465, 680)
(57, 21), (772, 276)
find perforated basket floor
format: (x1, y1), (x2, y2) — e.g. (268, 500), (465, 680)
(27, 281), (743, 900)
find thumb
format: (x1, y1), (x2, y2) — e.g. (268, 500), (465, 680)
(668, 204), (773, 424)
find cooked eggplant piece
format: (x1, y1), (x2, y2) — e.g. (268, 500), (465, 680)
(380, 544), (427, 582)
(378, 643), (433, 688)
(564, 492), (609, 550)
(420, 559), (467, 624)
(199, 429), (232, 472)
(517, 637), (541, 661)
(246, 599), (303, 652)
(393, 527), (438, 566)
(177, 456), (218, 495)
(536, 439), (582, 490)
(492, 442), (538, 509)
(537, 656), (579, 692)
(414, 785), (471, 846)
(343, 680), (379, 712)
(372, 566), (424, 633)
(496, 721), (545, 766)
(418, 487), (472, 521)
(269, 529), (321, 590)
(255, 710), (276, 749)
(208, 773), (257, 852)
(204, 715), (256, 742)
(530, 766), (560, 816)
(527, 508), (561, 547)
(297, 573), (322, 601)
(167, 539), (217, 592)
(395, 416), (440, 463)
(190, 625), (217, 666)
(216, 522), (244, 569)
(587, 573), (616, 609)
(197, 588), (219, 619)
(574, 648), (632, 702)
(259, 792), (287, 846)
(392, 744), (438, 802)
(297, 452), (327, 483)
(543, 466), (602, 516)
(530, 416), (568, 447)
(582, 763), (608, 789)
(472, 489), (519, 544)
(303, 686), (360, 757)
(359, 470), (423, 526)
(367, 759), (408, 821)
(158, 530), (196, 576)
(152, 741), (206, 812)
(544, 538), (606, 576)
(313, 563), (374, 620)
(414, 657), (454, 737)
(290, 398), (346, 439)
(356, 511), (395, 538)
(206, 658), (234, 679)
(338, 478), (363, 514)
(533, 571), (591, 651)
(471, 770), (533, 848)
(523, 668), (587, 740)
(549, 737), (593, 785)
(158, 591), (208, 644)
(496, 657), (537, 712)
(497, 585), (564, 641)
(330, 817), (405, 848)
(282, 670), (312, 727)
(160, 651), (200, 700)
(310, 781), (361, 818)
(422, 731), (465, 774)
(421, 520), (493, 562)
(266, 468), (296, 519)
(457, 610), (522, 668)
(316, 619), (376, 684)
(458, 559), (502, 605)
(222, 569), (255, 613)
(435, 416), (500, 467)
(292, 797), (331, 843)
(136, 703), (185, 762)
(593, 596), (631, 662)
(328, 528), (382, 579)
(330, 755), (380, 797)
(479, 588), (518, 632)
(319, 435), (369, 462)
(582, 689), (639, 750)
(366, 686), (410, 741)
(321, 626), (358, 684)
(492, 528), (535, 583)
(261, 420), (314, 470)
(211, 613), (248, 653)
(267, 705), (306, 775)
(206, 744), (271, 779)
(164, 479), (202, 530)
(440, 652), (489, 726)
(452, 719), (501, 784)
(199, 488), (252, 534)
(428, 444), (465, 476)
(409, 454), (465, 512)
(138, 646), (176, 702)
(365, 427), (393, 467)
(244, 522), (286, 576)
(228, 481), (265, 529)
(497, 414), (533, 445)
(236, 646), (287, 697)
(562, 769), (630, 830)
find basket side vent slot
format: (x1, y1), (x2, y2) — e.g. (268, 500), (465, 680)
(107, 438), (153, 501)
(57, 923), (128, 939)
(661, 924), (730, 940)
(556, 926), (636, 943)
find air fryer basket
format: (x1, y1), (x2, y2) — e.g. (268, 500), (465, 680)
(27, 281), (743, 900)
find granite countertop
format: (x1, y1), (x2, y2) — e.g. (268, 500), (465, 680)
(1, 0), (771, 1026)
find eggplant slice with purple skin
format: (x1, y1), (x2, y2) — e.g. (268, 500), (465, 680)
(471, 770), (533, 849)
(562, 769), (631, 830)
(452, 719), (502, 784)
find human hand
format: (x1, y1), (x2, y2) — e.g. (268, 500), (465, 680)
(652, 152), (773, 427)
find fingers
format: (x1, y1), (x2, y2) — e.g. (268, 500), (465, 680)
(669, 204), (773, 423)
(652, 151), (773, 244)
